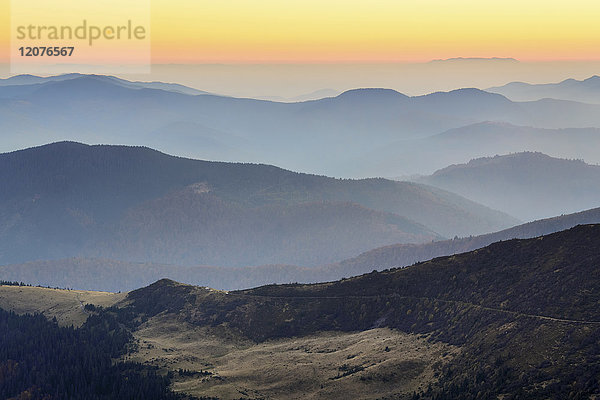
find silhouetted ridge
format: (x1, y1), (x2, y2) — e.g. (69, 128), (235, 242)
(583, 75), (600, 83)
(336, 88), (408, 99)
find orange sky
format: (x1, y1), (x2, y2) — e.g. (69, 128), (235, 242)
(2, 0), (600, 64)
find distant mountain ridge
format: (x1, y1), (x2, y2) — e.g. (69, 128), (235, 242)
(0, 73), (209, 95)
(417, 152), (600, 220)
(362, 121), (600, 176)
(430, 57), (519, 63)
(487, 75), (600, 104)
(2, 74), (600, 177)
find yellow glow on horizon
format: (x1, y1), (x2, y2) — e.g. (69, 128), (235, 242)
(1, 0), (600, 64)
(150, 0), (600, 62)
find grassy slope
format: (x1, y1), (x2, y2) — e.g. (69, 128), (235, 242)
(0, 284), (457, 400)
(130, 314), (456, 400)
(122, 225), (600, 398)
(0, 285), (125, 326)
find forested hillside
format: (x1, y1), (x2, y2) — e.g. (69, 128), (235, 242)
(0, 142), (514, 267)
(0, 307), (196, 400)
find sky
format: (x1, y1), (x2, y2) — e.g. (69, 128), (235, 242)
(2, 0), (600, 64)
(147, 0), (600, 63)
(1, 0), (600, 96)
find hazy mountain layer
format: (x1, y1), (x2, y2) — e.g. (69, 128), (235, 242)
(416, 152), (600, 220)
(331, 206), (600, 279)
(362, 121), (600, 176)
(0, 73), (209, 95)
(3, 206), (599, 292)
(487, 75), (600, 103)
(3, 74), (600, 177)
(0, 142), (515, 267)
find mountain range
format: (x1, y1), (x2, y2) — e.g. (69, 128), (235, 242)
(0, 142), (516, 268)
(4, 224), (600, 399)
(130, 224), (600, 399)
(3, 72), (600, 400)
(361, 121), (600, 176)
(5, 143), (600, 291)
(488, 75), (600, 104)
(39, 225), (600, 399)
(3, 74), (600, 177)
(0, 73), (209, 95)
(2, 204), (599, 292)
